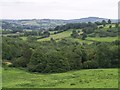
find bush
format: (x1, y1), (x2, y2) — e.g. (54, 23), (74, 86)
(12, 57), (28, 67)
(83, 60), (98, 69)
(27, 49), (70, 73)
(27, 48), (47, 72)
(45, 51), (70, 73)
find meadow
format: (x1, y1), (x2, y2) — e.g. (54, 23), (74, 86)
(37, 29), (73, 42)
(2, 67), (118, 88)
(86, 37), (118, 42)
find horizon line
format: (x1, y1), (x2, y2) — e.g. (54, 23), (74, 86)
(0, 16), (118, 20)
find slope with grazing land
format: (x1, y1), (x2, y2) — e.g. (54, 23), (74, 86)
(36, 23), (118, 43)
(2, 67), (118, 88)
(37, 29), (73, 42)
(86, 37), (118, 42)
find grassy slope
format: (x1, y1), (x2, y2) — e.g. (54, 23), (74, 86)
(37, 30), (73, 42)
(37, 24), (118, 43)
(2, 68), (118, 88)
(86, 37), (118, 42)
(20, 24), (118, 43)
(65, 38), (93, 44)
(19, 37), (27, 41)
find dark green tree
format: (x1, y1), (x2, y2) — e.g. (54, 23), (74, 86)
(102, 20), (107, 27)
(71, 30), (79, 38)
(81, 32), (87, 40)
(115, 23), (119, 28)
(96, 43), (112, 68)
(108, 19), (111, 24)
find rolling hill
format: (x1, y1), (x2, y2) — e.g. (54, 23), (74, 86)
(2, 17), (117, 30)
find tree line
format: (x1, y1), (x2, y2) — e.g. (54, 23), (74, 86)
(2, 37), (119, 73)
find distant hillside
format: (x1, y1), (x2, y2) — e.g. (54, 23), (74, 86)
(67, 17), (117, 23)
(2, 19), (66, 30)
(2, 17), (117, 30)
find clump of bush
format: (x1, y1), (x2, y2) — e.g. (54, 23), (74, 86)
(27, 49), (70, 73)
(12, 57), (27, 67)
(83, 60), (98, 69)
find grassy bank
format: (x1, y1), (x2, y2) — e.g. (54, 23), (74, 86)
(2, 68), (118, 88)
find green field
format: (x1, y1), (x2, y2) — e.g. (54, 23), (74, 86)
(37, 30), (73, 42)
(19, 37), (27, 41)
(65, 38), (93, 44)
(2, 68), (118, 88)
(86, 37), (118, 42)
(37, 27), (118, 43)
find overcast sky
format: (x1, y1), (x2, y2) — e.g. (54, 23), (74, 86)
(0, 0), (119, 19)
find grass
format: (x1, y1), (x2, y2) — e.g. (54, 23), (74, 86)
(2, 33), (24, 37)
(97, 24), (116, 31)
(37, 25), (118, 43)
(49, 31), (56, 35)
(37, 29), (73, 42)
(65, 38), (93, 44)
(2, 68), (118, 88)
(104, 24), (115, 29)
(86, 37), (118, 42)
(19, 37), (27, 41)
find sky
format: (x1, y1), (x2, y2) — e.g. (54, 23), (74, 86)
(0, 0), (119, 19)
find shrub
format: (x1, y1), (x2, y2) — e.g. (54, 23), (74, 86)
(83, 60), (98, 69)
(12, 57), (27, 67)
(27, 49), (70, 73)
(44, 51), (70, 73)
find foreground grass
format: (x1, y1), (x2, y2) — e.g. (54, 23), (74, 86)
(2, 68), (118, 88)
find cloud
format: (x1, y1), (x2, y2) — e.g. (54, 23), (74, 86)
(0, 0), (119, 19)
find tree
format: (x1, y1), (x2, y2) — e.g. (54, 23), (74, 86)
(12, 57), (26, 67)
(96, 43), (112, 68)
(42, 31), (50, 38)
(110, 46), (119, 68)
(2, 37), (22, 60)
(108, 19), (111, 24)
(27, 48), (47, 72)
(115, 23), (119, 28)
(109, 25), (112, 28)
(71, 30), (79, 38)
(12, 43), (32, 67)
(102, 20), (107, 27)
(83, 60), (98, 69)
(81, 32), (87, 40)
(27, 36), (37, 42)
(27, 48), (70, 73)
(82, 27), (94, 34)
(95, 21), (102, 25)
(62, 46), (83, 70)
(44, 51), (70, 73)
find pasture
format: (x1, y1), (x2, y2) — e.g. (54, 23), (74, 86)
(37, 29), (72, 42)
(2, 68), (118, 88)
(86, 37), (118, 42)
